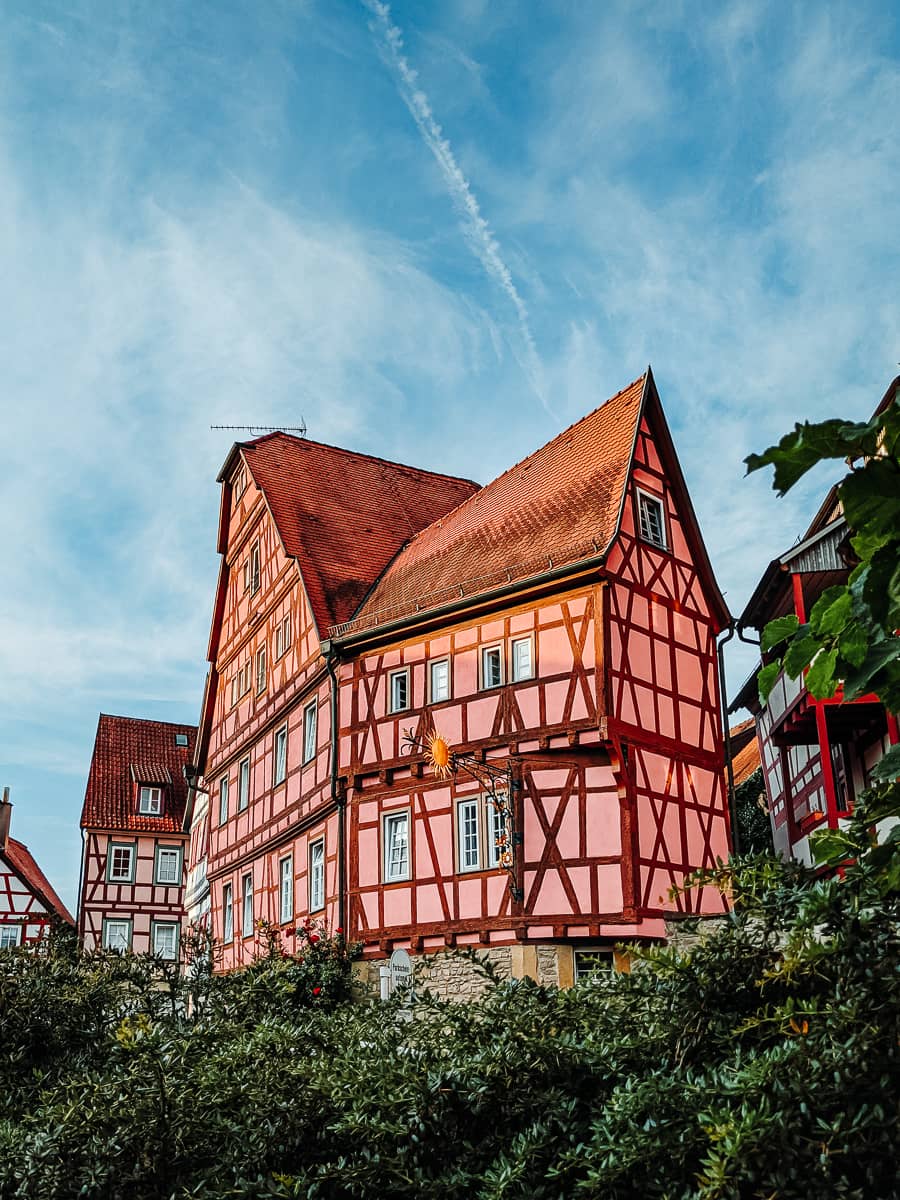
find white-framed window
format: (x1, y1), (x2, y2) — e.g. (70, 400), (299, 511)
(486, 795), (506, 869)
(480, 644), (504, 690)
(274, 724), (288, 785)
(457, 798), (481, 871)
(241, 873), (254, 937)
(389, 668), (409, 713)
(383, 810), (410, 882)
(511, 636), (534, 682)
(256, 646), (267, 694)
(230, 674), (238, 708)
(574, 949), (615, 981)
(218, 775), (229, 826)
(241, 661), (251, 696)
(637, 489), (667, 550)
(303, 700), (317, 764)
(139, 785), (163, 816)
(152, 921), (179, 960)
(222, 882), (234, 943)
(107, 843), (135, 883)
(429, 658), (450, 704)
(243, 540), (261, 595)
(155, 844), (182, 886)
(309, 838), (325, 911)
(102, 917), (132, 952)
(0, 925), (22, 950)
(279, 855), (294, 924)
(275, 613), (292, 659)
(238, 757), (250, 811)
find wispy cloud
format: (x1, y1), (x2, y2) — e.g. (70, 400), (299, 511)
(362, 0), (550, 414)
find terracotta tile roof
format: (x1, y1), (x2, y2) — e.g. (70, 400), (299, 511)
(336, 375), (647, 634)
(81, 715), (196, 833)
(240, 434), (479, 633)
(728, 719), (761, 788)
(2, 838), (74, 925)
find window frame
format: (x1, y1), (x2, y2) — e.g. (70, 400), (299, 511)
(302, 700), (317, 765)
(241, 873), (254, 939)
(279, 855), (294, 925)
(174, 732), (189, 747)
(388, 667), (410, 714)
(138, 785), (163, 816)
(154, 844), (183, 887)
(428, 657), (451, 704)
(0, 924), (22, 950)
(238, 757), (250, 812)
(574, 948), (615, 981)
(275, 613), (292, 659)
(151, 920), (180, 961)
(309, 838), (325, 912)
(249, 541), (261, 595)
(485, 794), (506, 869)
(510, 635), (535, 683)
(273, 724), (288, 786)
(233, 465), (247, 501)
(218, 775), (229, 826)
(382, 809), (411, 883)
(255, 645), (267, 694)
(102, 917), (132, 953)
(106, 842), (136, 884)
(456, 797), (481, 872)
(635, 487), (668, 551)
(480, 643), (504, 690)
(222, 882), (234, 943)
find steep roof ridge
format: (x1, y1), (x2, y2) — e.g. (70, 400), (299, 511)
(97, 712), (196, 730)
(237, 429), (479, 491)
(400, 372), (648, 544)
(2, 837), (75, 926)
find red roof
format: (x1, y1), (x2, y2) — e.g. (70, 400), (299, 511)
(728, 719), (761, 788)
(238, 434), (479, 633)
(2, 837), (74, 925)
(338, 375), (647, 634)
(80, 715), (197, 833)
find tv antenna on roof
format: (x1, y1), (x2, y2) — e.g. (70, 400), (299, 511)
(210, 420), (307, 437)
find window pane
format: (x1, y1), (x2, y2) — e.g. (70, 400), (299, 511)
(458, 800), (480, 869)
(390, 672), (408, 711)
(482, 647), (502, 688)
(385, 814), (409, 880)
(223, 885), (233, 942)
(280, 857), (294, 923)
(139, 787), (161, 815)
(303, 703), (317, 763)
(239, 760), (250, 810)
(219, 777), (229, 825)
(256, 647), (266, 692)
(512, 638), (533, 681)
(487, 796), (505, 868)
(309, 840), (325, 911)
(153, 924), (178, 959)
(430, 659), (449, 702)
(157, 848), (180, 884)
(110, 846), (133, 881)
(242, 876), (253, 934)
(0, 926), (21, 949)
(639, 494), (666, 548)
(104, 921), (130, 951)
(275, 728), (287, 784)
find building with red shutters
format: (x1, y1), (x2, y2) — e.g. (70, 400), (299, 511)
(0, 788), (74, 947)
(194, 369), (732, 988)
(78, 715), (196, 958)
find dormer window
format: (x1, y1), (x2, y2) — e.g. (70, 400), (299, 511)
(139, 786), (163, 816)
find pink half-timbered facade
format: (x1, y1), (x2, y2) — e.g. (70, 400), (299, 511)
(0, 788), (74, 947)
(78, 715), (196, 958)
(195, 370), (732, 984)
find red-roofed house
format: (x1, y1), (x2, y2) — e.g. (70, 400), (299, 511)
(195, 369), (732, 986)
(78, 715), (196, 957)
(0, 789), (74, 947)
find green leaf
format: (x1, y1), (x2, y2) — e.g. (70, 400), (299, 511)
(757, 662), (781, 705)
(783, 634), (820, 679)
(839, 460), (900, 541)
(746, 414), (884, 495)
(805, 648), (839, 699)
(809, 590), (852, 637)
(870, 743), (900, 783)
(842, 639), (900, 701)
(837, 621), (869, 668)
(809, 827), (855, 868)
(760, 614), (800, 654)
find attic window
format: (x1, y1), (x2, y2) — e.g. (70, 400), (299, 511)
(174, 733), (188, 747)
(637, 490), (667, 551)
(139, 786), (163, 816)
(234, 466), (247, 500)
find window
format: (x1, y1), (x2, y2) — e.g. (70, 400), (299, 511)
(218, 775), (229, 826)
(309, 839), (325, 911)
(383, 811), (410, 882)
(231, 663), (251, 706)
(389, 668), (409, 713)
(481, 645), (503, 689)
(234, 466), (247, 500)
(274, 724), (288, 785)
(107, 843), (135, 884)
(511, 637), (534, 682)
(429, 658), (450, 703)
(243, 541), (261, 595)
(256, 646), (267, 694)
(457, 798), (481, 871)
(0, 925), (21, 950)
(139, 786), (162, 816)
(279, 856), (294, 924)
(238, 757), (250, 811)
(241, 873), (253, 937)
(302, 701), (317, 764)
(102, 918), (132, 952)
(574, 949), (615, 981)
(152, 921), (179, 960)
(637, 490), (667, 550)
(275, 613), (292, 659)
(486, 795), (506, 869)
(222, 883), (234, 943)
(174, 732), (189, 747)
(155, 845), (182, 886)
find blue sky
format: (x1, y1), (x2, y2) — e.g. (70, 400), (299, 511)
(2, 0), (898, 910)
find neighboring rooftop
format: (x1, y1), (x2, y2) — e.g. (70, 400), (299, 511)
(81, 715), (197, 833)
(235, 433), (480, 633)
(1, 837), (75, 926)
(728, 718), (761, 788)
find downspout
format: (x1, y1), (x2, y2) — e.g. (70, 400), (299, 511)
(321, 640), (346, 934)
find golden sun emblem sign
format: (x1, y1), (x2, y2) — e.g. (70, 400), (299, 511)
(425, 729), (453, 779)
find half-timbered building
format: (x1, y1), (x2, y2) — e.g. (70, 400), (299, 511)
(195, 369), (732, 986)
(0, 788), (74, 947)
(78, 714), (196, 957)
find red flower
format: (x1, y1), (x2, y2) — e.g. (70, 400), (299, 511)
(308, 932), (320, 944)
(313, 986), (321, 996)
(336, 926), (344, 934)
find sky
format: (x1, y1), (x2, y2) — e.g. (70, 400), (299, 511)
(2, 0), (898, 912)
